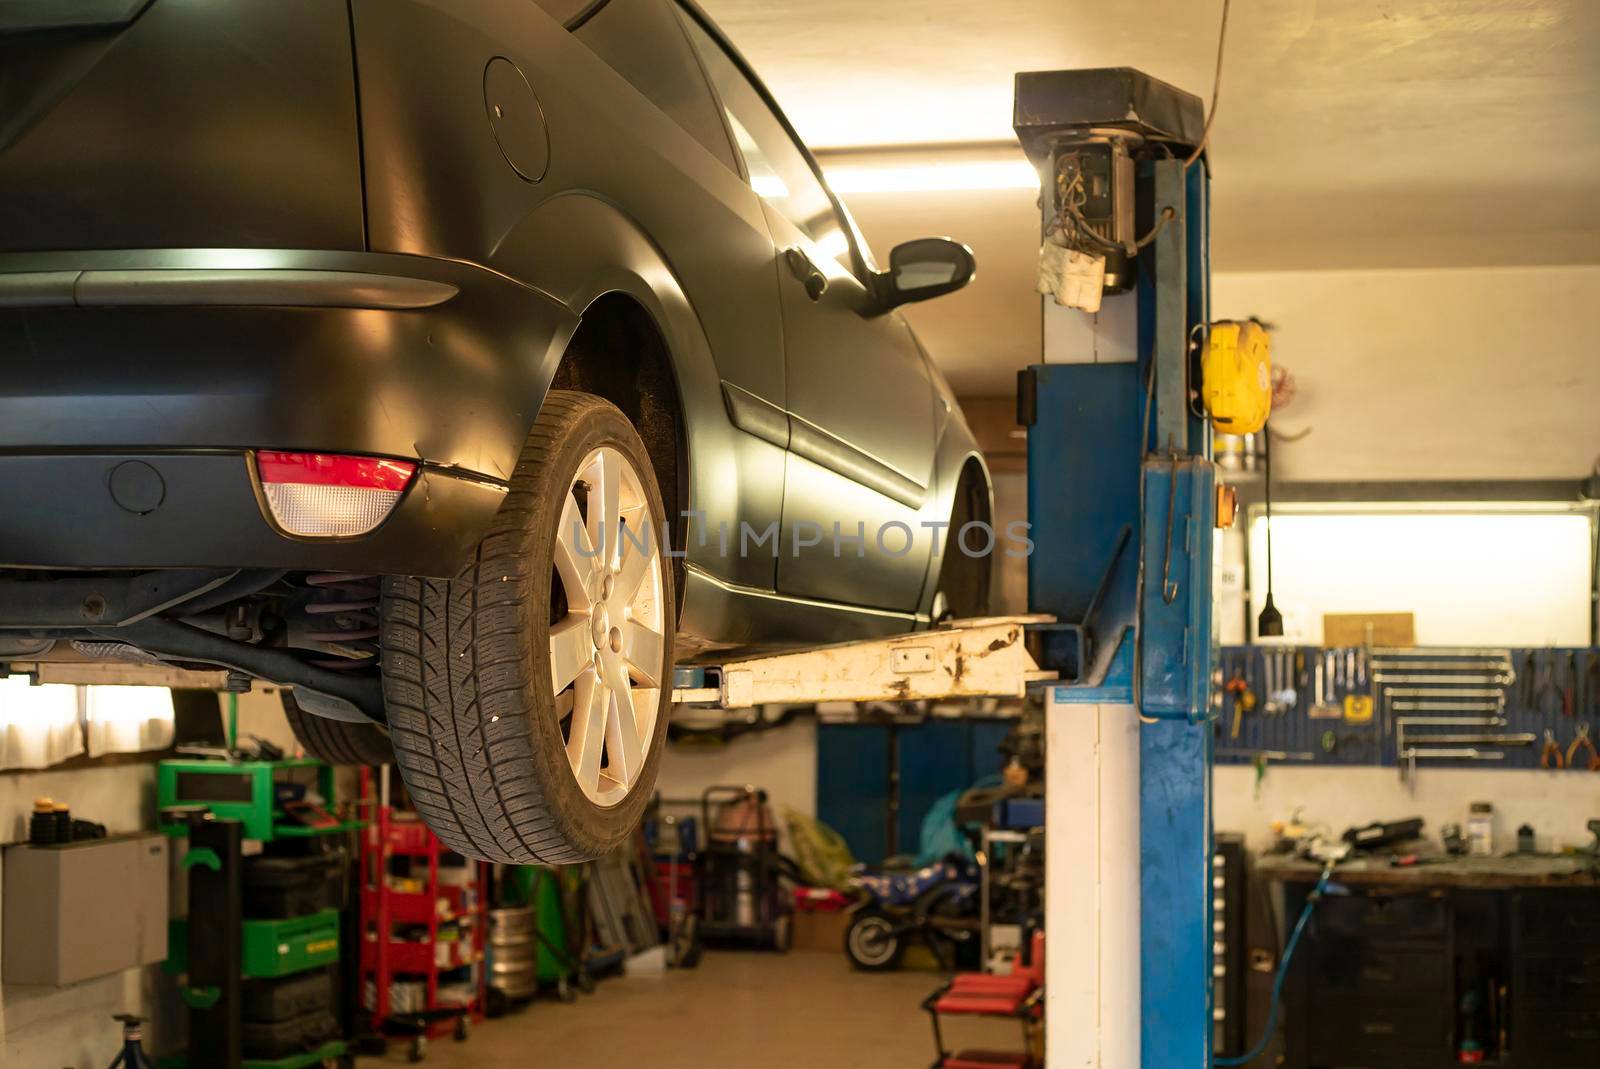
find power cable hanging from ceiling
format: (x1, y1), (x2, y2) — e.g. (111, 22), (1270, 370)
(1185, 0), (1233, 169)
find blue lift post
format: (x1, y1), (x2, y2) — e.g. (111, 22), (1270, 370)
(1018, 70), (1217, 1067)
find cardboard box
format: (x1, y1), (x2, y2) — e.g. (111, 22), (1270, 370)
(3, 832), (168, 986)
(791, 907), (852, 954)
(1322, 612), (1414, 647)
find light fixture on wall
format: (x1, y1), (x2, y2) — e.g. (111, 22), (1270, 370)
(1256, 424), (1284, 638)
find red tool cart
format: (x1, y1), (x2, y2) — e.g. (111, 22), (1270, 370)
(358, 767), (487, 1062)
(923, 930), (1045, 1069)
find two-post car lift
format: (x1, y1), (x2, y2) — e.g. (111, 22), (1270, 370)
(674, 68), (1220, 1069)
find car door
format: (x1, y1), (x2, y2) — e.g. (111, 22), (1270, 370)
(678, 8), (938, 611)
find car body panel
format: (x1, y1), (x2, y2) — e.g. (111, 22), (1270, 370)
(0, 452), (504, 577)
(350, 0), (795, 599)
(0, 0), (989, 661)
(490, 191), (789, 596)
(763, 205), (939, 610)
(0, 248), (577, 486)
(677, 563), (918, 654)
(0, 0), (363, 253)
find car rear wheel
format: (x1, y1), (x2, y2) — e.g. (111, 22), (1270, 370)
(380, 391), (674, 863)
(280, 690), (394, 766)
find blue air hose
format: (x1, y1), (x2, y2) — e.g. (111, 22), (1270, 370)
(1215, 862), (1335, 1067)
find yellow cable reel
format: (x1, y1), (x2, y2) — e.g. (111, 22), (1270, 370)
(1200, 319), (1272, 435)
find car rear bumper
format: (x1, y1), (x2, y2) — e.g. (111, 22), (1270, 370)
(0, 248), (580, 576)
(0, 451), (506, 577)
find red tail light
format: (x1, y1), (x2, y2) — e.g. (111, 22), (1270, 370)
(255, 451), (416, 537)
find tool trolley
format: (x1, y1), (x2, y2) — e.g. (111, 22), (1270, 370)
(357, 767), (486, 1062)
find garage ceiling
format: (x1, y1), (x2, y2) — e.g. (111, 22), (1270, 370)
(701, 0), (1600, 395)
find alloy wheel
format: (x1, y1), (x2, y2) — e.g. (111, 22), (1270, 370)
(548, 445), (667, 807)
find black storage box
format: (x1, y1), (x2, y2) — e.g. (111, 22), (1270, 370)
(242, 1009), (338, 1059)
(242, 967), (334, 1023)
(242, 849), (344, 919)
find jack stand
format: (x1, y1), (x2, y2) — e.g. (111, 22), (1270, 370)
(106, 1014), (157, 1069)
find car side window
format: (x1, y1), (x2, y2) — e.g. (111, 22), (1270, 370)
(675, 8), (854, 269)
(570, 0), (739, 173)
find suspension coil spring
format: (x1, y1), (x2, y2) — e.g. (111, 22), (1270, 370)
(302, 572), (380, 670)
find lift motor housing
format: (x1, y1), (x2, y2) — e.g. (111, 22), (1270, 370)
(1013, 68), (1205, 296)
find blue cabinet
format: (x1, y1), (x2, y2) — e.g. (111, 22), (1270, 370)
(817, 719), (1015, 864)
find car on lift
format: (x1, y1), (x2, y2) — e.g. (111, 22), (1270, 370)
(0, 0), (990, 863)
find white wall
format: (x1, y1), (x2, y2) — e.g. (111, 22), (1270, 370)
(1212, 266), (1600, 482)
(0, 764), (162, 1068)
(234, 686), (300, 757)
(990, 471), (1030, 615)
(1206, 263), (1600, 864)
(1246, 509), (1593, 646)
(655, 717), (818, 852)
(1216, 764), (1600, 856)
(0, 688), (295, 1068)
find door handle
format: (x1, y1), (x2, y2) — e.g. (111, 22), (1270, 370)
(784, 247), (828, 301)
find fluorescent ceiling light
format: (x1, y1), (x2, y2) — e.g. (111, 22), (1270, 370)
(822, 160), (1040, 194)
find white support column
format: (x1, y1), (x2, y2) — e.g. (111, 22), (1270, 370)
(1043, 292), (1138, 366)
(1045, 698), (1142, 1068)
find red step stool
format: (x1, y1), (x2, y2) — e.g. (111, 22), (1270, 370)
(923, 931), (1044, 1068)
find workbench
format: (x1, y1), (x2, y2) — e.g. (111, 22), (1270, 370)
(1259, 853), (1600, 890)
(1253, 852), (1600, 1068)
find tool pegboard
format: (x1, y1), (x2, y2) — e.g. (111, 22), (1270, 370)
(1213, 646), (1600, 774)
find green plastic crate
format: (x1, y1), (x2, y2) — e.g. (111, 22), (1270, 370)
(242, 910), (341, 977)
(168, 910), (339, 979)
(158, 758), (334, 842)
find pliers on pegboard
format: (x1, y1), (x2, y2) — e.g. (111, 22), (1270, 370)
(1520, 651), (1537, 712)
(1567, 723), (1600, 771)
(1540, 729), (1565, 769)
(1523, 650), (1558, 717)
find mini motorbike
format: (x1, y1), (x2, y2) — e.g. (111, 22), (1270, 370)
(842, 854), (980, 971)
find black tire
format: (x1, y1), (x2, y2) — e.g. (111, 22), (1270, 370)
(933, 464), (992, 622)
(380, 391), (676, 864)
(280, 691), (394, 766)
(843, 909), (904, 971)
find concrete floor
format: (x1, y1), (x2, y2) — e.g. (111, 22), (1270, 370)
(363, 950), (1025, 1068)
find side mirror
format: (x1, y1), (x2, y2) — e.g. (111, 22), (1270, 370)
(880, 237), (975, 309)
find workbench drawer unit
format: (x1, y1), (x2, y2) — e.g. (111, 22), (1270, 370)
(1510, 891), (1600, 1066)
(1517, 952), (1600, 1004)
(1510, 1009), (1600, 1062)
(1311, 945), (1451, 1000)
(1288, 890), (1456, 1069)
(1307, 1000), (1452, 1067)
(1315, 892), (1450, 943)
(1513, 890), (1600, 948)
